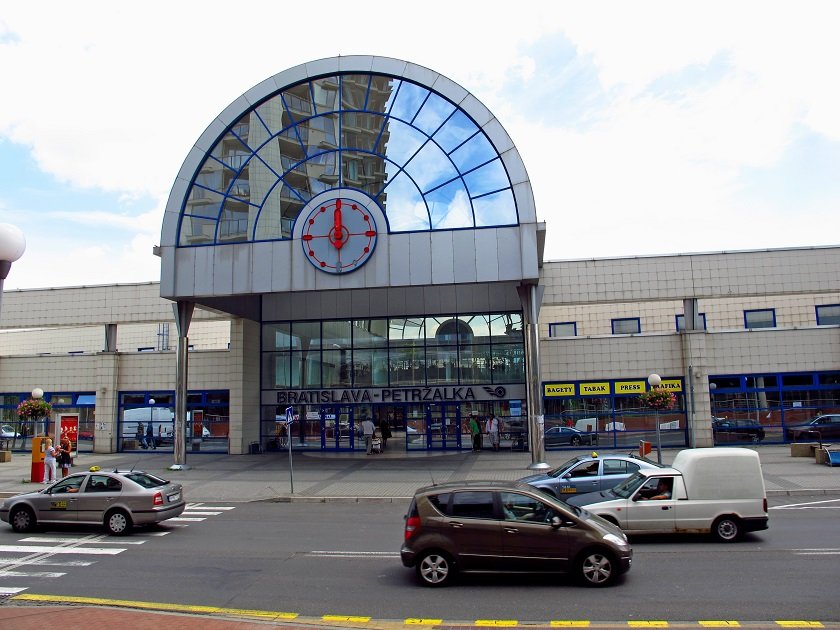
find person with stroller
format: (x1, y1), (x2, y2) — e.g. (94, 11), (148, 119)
(360, 417), (376, 455)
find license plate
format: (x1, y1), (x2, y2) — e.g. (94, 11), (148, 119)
(168, 492), (180, 502)
(560, 487), (577, 494)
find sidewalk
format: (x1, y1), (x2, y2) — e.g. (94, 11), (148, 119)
(1, 444), (838, 503)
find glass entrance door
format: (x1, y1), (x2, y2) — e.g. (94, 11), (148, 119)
(428, 404), (462, 450)
(321, 406), (356, 451)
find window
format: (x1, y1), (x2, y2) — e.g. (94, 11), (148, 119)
(448, 491), (495, 519)
(500, 492), (553, 523)
(549, 322), (577, 337)
(611, 318), (641, 335)
(568, 461), (600, 477)
(816, 305), (840, 326)
(744, 309), (776, 329)
(603, 459), (640, 475)
(676, 313), (706, 331)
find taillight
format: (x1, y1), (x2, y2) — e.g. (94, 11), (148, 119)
(153, 491), (164, 506)
(404, 516), (421, 541)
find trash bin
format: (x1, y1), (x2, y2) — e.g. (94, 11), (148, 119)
(191, 439), (201, 452)
(249, 441), (262, 454)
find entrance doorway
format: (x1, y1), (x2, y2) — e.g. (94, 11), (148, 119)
(319, 406), (362, 451)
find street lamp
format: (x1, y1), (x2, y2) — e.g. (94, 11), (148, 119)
(648, 373), (663, 464)
(149, 398), (155, 449)
(0, 223), (26, 319)
(32, 387), (46, 437)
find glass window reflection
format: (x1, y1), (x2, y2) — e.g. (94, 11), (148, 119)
(378, 173), (428, 231)
(426, 181), (472, 229)
(179, 72), (516, 247)
(262, 313), (524, 389)
(473, 189), (518, 226)
(405, 141), (459, 193)
(388, 81), (428, 122)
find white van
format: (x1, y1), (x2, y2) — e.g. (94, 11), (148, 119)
(566, 447), (768, 541)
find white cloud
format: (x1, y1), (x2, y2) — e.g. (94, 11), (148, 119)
(1, 0), (838, 287)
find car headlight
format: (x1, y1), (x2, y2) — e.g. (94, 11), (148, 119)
(604, 533), (630, 548)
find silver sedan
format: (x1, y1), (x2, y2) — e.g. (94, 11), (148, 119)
(0, 469), (185, 535)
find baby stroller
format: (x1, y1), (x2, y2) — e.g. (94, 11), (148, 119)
(370, 431), (383, 454)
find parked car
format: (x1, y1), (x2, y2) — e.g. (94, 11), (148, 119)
(1, 424), (21, 439)
(519, 453), (663, 498)
(544, 425), (598, 447)
(401, 479), (632, 587)
(712, 417), (765, 443)
(785, 414), (840, 442)
(0, 469), (185, 535)
(565, 448), (768, 542)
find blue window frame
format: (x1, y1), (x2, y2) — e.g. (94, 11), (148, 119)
(178, 73), (518, 247)
(611, 318), (641, 335)
(676, 313), (706, 331)
(548, 322), (577, 337)
(744, 309), (776, 329)
(816, 304), (840, 326)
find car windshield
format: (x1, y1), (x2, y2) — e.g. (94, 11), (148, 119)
(122, 472), (170, 488)
(611, 471), (648, 498)
(547, 456), (587, 478)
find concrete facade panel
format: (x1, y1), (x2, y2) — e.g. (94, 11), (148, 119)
(430, 232), (455, 284)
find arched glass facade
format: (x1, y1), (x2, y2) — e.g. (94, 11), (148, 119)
(178, 73), (518, 247)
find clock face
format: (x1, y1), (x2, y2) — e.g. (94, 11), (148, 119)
(301, 197), (378, 274)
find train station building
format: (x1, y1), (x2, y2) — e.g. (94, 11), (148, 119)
(1, 57), (839, 458)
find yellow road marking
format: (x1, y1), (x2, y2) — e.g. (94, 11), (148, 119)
(12, 593), (298, 620)
(628, 623), (668, 628)
(323, 614), (372, 622)
(475, 622), (518, 627)
(404, 620), (444, 625)
(776, 623), (825, 628)
(551, 622), (591, 627)
(700, 623), (741, 627)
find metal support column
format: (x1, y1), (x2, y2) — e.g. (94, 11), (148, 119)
(518, 282), (549, 471)
(171, 301), (194, 470)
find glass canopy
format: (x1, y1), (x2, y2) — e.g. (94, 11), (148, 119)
(178, 73), (518, 246)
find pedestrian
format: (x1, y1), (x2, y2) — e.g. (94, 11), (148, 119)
(378, 416), (391, 450)
(43, 437), (58, 483)
(278, 422), (288, 448)
(137, 422), (146, 449)
(361, 416), (376, 455)
(486, 413), (500, 451)
(146, 422), (156, 449)
(469, 413), (483, 451)
(59, 435), (72, 477)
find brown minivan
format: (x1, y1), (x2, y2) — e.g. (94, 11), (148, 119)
(401, 479), (632, 587)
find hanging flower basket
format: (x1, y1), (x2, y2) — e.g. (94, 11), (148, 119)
(17, 398), (52, 420)
(638, 388), (676, 411)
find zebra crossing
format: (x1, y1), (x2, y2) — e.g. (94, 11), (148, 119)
(0, 502), (234, 595)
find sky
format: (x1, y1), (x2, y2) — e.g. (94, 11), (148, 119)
(1, 1), (838, 290)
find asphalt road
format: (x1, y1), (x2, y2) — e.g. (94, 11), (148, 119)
(1, 494), (839, 624)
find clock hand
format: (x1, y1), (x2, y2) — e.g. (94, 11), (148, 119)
(332, 199), (344, 250)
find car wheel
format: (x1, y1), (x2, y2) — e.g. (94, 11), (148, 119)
(416, 550), (455, 587)
(10, 506), (36, 533)
(750, 434), (760, 443)
(105, 509), (133, 536)
(712, 515), (741, 542)
(570, 436), (581, 446)
(576, 549), (617, 587)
